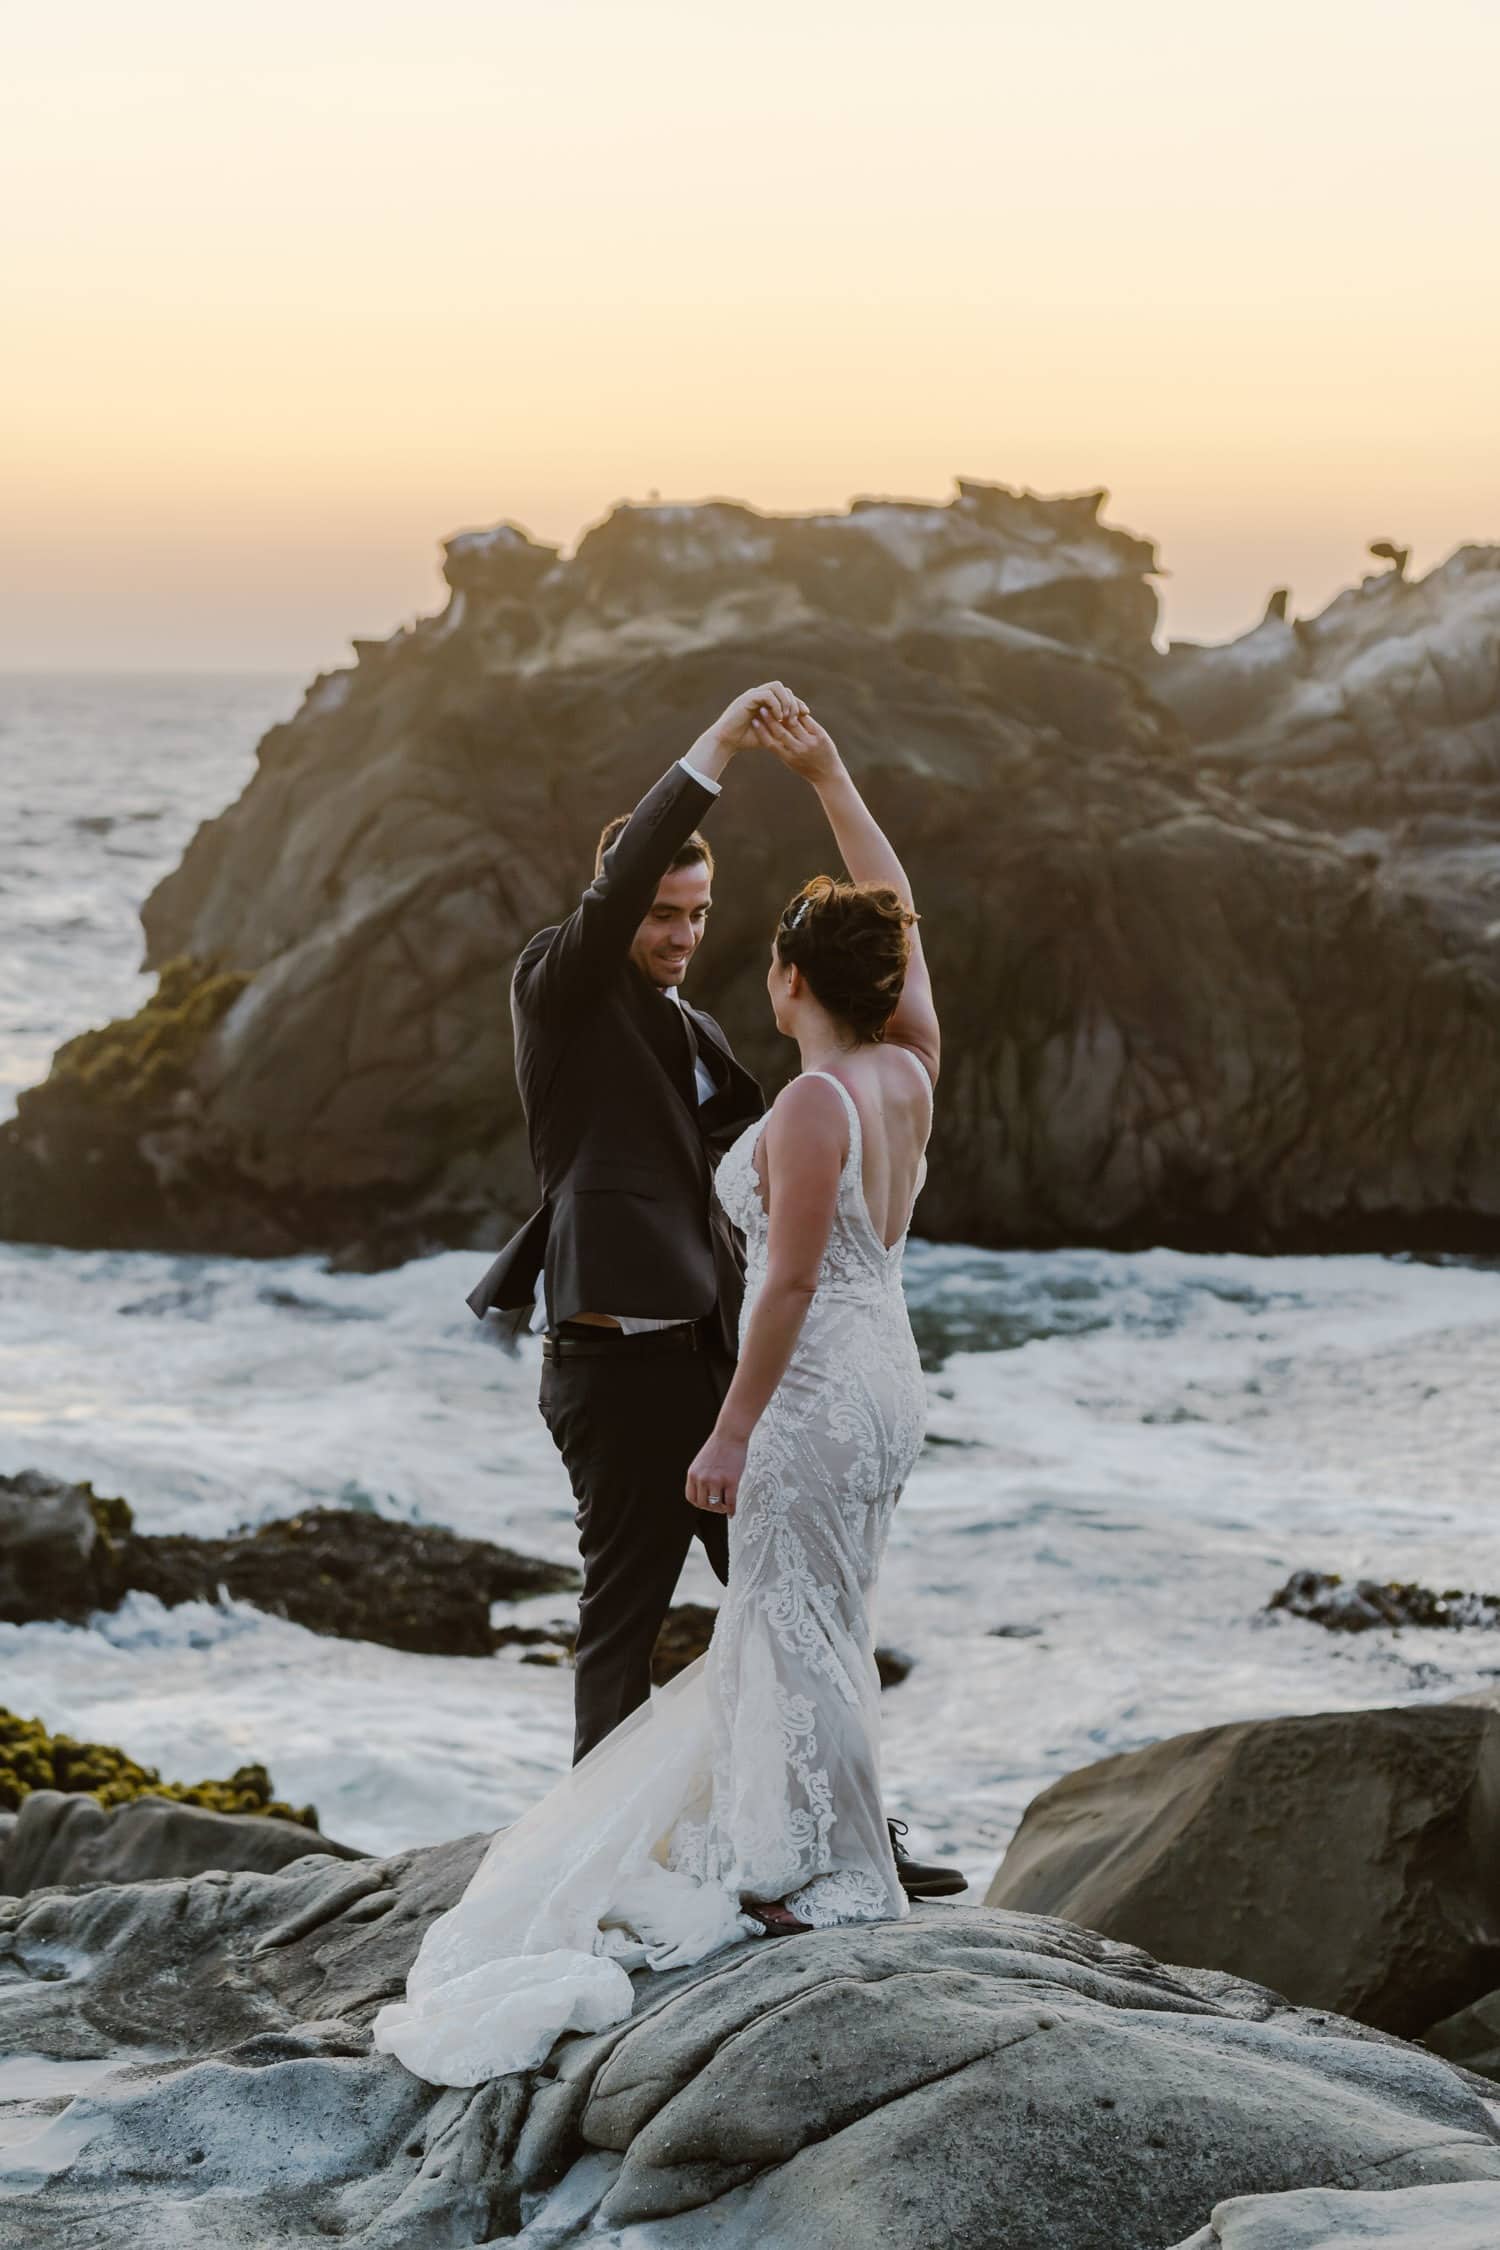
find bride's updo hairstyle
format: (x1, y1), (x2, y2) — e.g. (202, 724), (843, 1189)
(774, 875), (917, 1044)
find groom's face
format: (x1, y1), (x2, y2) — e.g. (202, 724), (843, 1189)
(630, 863), (713, 990)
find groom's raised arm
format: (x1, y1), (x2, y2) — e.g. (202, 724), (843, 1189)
(514, 752), (722, 1021)
(514, 684), (806, 1020)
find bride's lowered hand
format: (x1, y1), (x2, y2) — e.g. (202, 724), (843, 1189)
(685, 1431), (747, 1516)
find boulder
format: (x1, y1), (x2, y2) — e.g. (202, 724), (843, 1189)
(0, 1471), (119, 1624)
(4, 1847), (1500, 2248)
(1168, 2182), (1500, 2248)
(5, 486), (1500, 1263)
(985, 1701), (1500, 2037)
(0, 1789), (363, 1896)
(1427, 1989), (1500, 2085)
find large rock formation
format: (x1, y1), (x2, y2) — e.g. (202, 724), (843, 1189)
(984, 1698), (1500, 2041)
(5, 1849), (1500, 2248)
(4, 485), (1500, 1261)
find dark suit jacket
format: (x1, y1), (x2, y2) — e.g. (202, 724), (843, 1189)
(466, 760), (765, 1352)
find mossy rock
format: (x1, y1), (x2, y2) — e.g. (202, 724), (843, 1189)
(25, 954), (250, 1122)
(0, 1707), (319, 1830)
(86, 1484), (135, 1551)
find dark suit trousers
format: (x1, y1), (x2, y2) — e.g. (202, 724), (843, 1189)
(538, 1329), (732, 1763)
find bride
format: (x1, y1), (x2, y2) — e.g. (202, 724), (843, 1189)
(373, 703), (941, 2088)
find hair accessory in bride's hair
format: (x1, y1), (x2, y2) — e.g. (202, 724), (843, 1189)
(775, 874), (914, 1042)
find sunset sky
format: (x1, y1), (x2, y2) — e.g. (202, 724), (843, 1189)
(4, 0), (1497, 672)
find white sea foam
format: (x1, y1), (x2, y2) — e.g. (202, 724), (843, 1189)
(4, 1237), (1499, 1890)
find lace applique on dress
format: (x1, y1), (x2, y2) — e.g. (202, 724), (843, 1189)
(688, 1062), (931, 1923)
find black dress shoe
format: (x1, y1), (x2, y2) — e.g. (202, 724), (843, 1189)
(888, 1818), (968, 1898)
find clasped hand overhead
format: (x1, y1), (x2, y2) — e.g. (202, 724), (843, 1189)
(707, 681), (845, 786)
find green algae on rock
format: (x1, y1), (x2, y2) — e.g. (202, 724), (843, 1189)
(30, 954), (251, 1116)
(0, 1707), (318, 1829)
(0, 956), (258, 1251)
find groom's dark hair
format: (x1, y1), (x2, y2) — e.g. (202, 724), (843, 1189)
(595, 815), (714, 883)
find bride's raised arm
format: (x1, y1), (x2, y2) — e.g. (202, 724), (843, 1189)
(753, 708), (940, 1083)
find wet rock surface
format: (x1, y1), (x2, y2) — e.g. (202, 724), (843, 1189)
(0, 1472), (108, 1627)
(122, 1503), (578, 1656)
(0, 1469), (578, 1653)
(1269, 1569), (1500, 1633)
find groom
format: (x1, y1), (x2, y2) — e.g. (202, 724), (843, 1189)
(466, 686), (773, 1763)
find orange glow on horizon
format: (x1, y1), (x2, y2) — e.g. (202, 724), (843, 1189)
(3, 0), (1496, 669)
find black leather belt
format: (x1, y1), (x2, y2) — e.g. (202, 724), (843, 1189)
(542, 1317), (709, 1360)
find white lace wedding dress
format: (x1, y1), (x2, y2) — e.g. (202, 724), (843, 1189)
(372, 1061), (931, 2087)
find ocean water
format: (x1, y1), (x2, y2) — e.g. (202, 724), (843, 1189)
(0, 671), (303, 1107)
(2, 673), (1499, 1893)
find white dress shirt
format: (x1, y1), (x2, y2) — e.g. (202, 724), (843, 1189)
(531, 755), (722, 1335)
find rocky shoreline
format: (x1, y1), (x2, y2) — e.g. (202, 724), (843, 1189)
(1, 1467), (578, 1654)
(1, 1466), (915, 1679)
(3, 483), (1499, 1266)
(7, 1464), (1500, 2239)
(4, 1778), (1499, 2244)
(0, 1467), (916, 1897)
